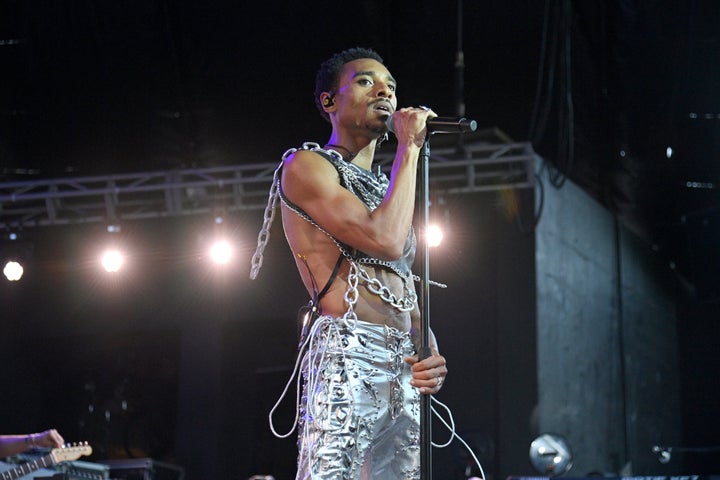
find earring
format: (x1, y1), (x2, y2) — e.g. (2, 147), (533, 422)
(323, 96), (334, 107)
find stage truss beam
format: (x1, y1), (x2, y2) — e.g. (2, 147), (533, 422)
(0, 140), (536, 229)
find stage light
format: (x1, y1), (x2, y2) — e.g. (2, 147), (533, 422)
(209, 240), (233, 265)
(3, 260), (24, 281)
(652, 446), (672, 464)
(101, 249), (125, 273)
(426, 224), (444, 248)
(2, 233), (32, 280)
(529, 433), (573, 476)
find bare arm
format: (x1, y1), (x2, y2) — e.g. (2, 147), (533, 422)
(282, 108), (433, 260)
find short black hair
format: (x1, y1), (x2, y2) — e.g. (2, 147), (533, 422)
(314, 47), (384, 123)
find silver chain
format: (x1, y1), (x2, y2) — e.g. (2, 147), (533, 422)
(249, 161), (282, 280)
(358, 267), (417, 311)
(334, 161), (384, 210)
(250, 143), (443, 314)
(278, 188), (417, 313)
(341, 261), (360, 326)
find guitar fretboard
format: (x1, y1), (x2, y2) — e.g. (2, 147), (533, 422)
(1, 455), (53, 480)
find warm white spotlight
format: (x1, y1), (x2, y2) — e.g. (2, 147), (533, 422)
(209, 240), (233, 265)
(101, 249), (125, 273)
(426, 224), (444, 248)
(3, 260), (24, 281)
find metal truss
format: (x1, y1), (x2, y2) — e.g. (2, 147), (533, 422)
(0, 138), (537, 230)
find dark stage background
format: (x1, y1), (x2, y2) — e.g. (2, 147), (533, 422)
(0, 191), (537, 479)
(2, 1), (720, 479)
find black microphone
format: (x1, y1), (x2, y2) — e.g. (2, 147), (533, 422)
(386, 114), (477, 134)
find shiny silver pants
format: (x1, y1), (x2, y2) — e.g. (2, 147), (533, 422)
(296, 317), (420, 480)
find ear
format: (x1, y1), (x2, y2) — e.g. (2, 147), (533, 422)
(320, 92), (336, 112)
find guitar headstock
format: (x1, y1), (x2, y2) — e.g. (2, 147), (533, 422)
(48, 442), (92, 464)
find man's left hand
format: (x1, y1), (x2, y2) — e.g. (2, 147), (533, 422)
(406, 353), (447, 394)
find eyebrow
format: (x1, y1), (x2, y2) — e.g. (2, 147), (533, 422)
(353, 70), (397, 86)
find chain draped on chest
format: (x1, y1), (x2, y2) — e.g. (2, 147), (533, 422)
(278, 143), (417, 282)
(249, 142), (419, 314)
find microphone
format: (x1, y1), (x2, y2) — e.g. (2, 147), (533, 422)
(386, 113), (477, 134)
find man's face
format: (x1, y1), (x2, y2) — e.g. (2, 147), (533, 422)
(330, 58), (398, 132)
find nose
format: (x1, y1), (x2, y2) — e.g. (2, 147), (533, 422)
(375, 81), (393, 99)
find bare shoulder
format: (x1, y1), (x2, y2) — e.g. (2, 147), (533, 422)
(282, 149), (340, 201)
(283, 148), (336, 176)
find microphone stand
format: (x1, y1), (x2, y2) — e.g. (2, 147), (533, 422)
(418, 135), (433, 480)
(416, 122), (475, 479)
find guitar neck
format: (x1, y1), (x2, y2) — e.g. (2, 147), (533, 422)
(1, 453), (56, 480)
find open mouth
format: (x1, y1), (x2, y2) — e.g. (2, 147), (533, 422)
(372, 101), (394, 115)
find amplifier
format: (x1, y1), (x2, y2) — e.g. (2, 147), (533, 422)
(59, 460), (111, 479)
(100, 458), (184, 480)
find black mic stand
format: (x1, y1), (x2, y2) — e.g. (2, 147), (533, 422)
(418, 118), (476, 480)
(418, 135), (433, 480)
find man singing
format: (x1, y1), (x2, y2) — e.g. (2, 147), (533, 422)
(252, 47), (448, 480)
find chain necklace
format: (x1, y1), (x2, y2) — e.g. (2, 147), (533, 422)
(324, 143), (355, 161)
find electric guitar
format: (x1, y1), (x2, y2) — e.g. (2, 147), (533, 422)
(0, 443), (92, 480)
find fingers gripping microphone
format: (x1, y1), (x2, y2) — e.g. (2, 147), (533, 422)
(386, 113), (477, 134)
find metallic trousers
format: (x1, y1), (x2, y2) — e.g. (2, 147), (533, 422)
(296, 317), (420, 480)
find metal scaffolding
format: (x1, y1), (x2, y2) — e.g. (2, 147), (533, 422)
(0, 138), (537, 230)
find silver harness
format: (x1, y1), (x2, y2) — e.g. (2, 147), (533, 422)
(250, 142), (444, 319)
